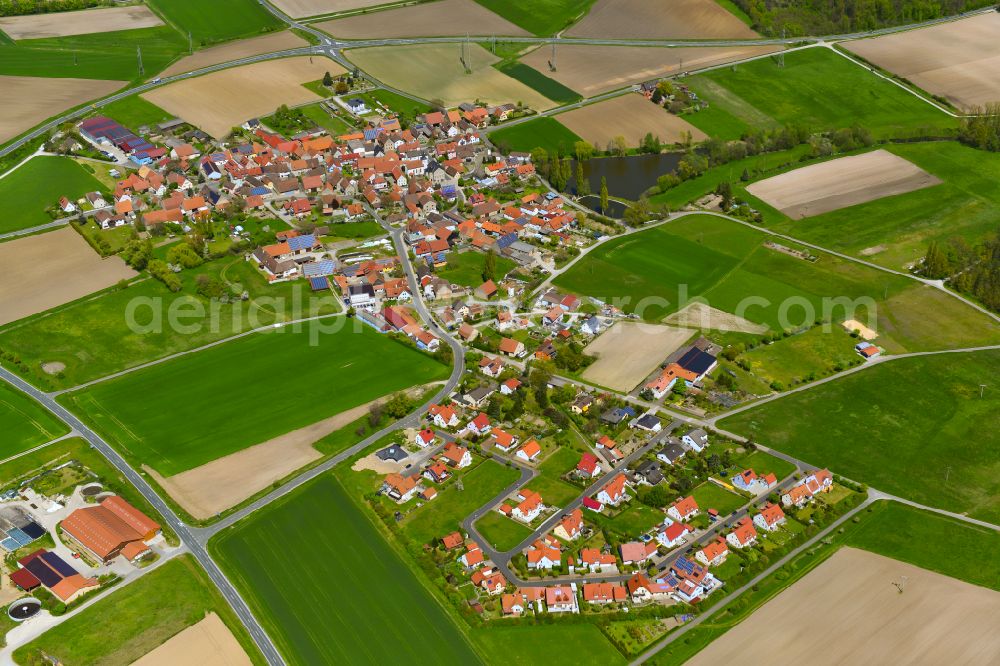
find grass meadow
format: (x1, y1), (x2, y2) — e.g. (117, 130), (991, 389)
(0, 156), (105, 233)
(475, 510), (534, 550)
(553, 214), (1000, 353)
(99, 95), (174, 128)
(490, 116), (582, 155)
(690, 481), (746, 516)
(146, 0), (283, 46)
(721, 350), (1000, 524)
(211, 475), (482, 665)
(741, 325), (859, 386)
(473, 624), (625, 665)
(0, 381), (69, 457)
(684, 47), (954, 139)
(13, 555), (264, 665)
(474, 0), (596, 36)
(435, 250), (517, 288)
(495, 61), (582, 105)
(60, 323), (449, 475)
(363, 88), (433, 117)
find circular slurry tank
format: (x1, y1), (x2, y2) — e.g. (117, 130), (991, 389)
(80, 484), (103, 497)
(8, 598), (41, 622)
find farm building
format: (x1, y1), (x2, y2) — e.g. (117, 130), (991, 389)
(60, 495), (160, 563)
(13, 549), (98, 603)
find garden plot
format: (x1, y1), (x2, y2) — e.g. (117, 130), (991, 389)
(746, 149), (941, 219)
(557, 94), (707, 148)
(317, 0), (528, 38)
(0, 75), (123, 144)
(157, 31), (309, 78)
(566, 0), (758, 40)
(0, 5), (163, 40)
(845, 12), (1000, 111)
(582, 322), (693, 392)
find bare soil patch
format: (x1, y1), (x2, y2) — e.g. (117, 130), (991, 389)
(352, 453), (403, 475)
(0, 5), (163, 40)
(157, 31), (310, 79)
(582, 321), (693, 391)
(0, 228), (135, 327)
(664, 302), (768, 334)
(842, 319), (878, 340)
(345, 43), (554, 110)
(41, 362), (66, 375)
(520, 44), (782, 97)
(566, 0), (757, 40)
(147, 399), (382, 519)
(141, 56), (343, 138)
(131, 612), (252, 666)
(859, 244), (886, 256)
(746, 149), (941, 219)
(845, 13), (1000, 111)
(269, 0), (390, 19)
(689, 547), (1000, 665)
(557, 94), (707, 148)
(317, 0), (528, 38)
(0, 75), (124, 144)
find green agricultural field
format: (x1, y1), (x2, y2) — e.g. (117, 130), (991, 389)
(490, 116), (582, 155)
(0, 26), (186, 81)
(690, 481), (745, 516)
(760, 141), (1000, 270)
(721, 351), (1000, 524)
(401, 460), (520, 545)
(0, 156), (105, 234)
(61, 323), (449, 476)
(436, 250), (517, 288)
(494, 61), (581, 105)
(13, 555), (263, 665)
(212, 475), (481, 665)
(741, 325), (860, 387)
(684, 47), (954, 138)
(474, 0), (596, 36)
(475, 510), (534, 551)
(0, 257), (337, 390)
(553, 214), (1000, 353)
(98, 95), (174, 128)
(146, 0), (282, 46)
(473, 624), (625, 666)
(0, 381), (68, 458)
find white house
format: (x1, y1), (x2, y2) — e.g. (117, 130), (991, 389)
(726, 517), (758, 549)
(753, 503), (787, 532)
(595, 474), (628, 507)
(656, 521), (691, 549)
(681, 428), (709, 453)
(415, 429), (436, 448)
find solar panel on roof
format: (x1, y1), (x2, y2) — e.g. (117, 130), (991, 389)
(23, 557), (62, 587)
(0, 537), (18, 551)
(40, 551), (77, 577)
(8, 528), (32, 547)
(21, 522), (44, 539)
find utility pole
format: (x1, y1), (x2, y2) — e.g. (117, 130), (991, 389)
(980, 384), (987, 398)
(945, 466), (952, 482)
(188, 31), (193, 55)
(780, 29), (785, 67)
(136, 46), (143, 77)
(549, 42), (557, 72)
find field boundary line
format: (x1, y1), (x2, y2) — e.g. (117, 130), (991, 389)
(0, 432), (76, 467)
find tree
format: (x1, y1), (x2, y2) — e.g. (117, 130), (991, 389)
(368, 401), (384, 428)
(575, 161), (590, 196)
(612, 135), (627, 157)
(322, 71), (334, 87)
(167, 243), (203, 269)
(335, 80), (349, 95)
(482, 249), (496, 282)
(716, 181), (733, 210)
(530, 147), (549, 177)
(624, 197), (651, 226)
(599, 177), (609, 214)
(574, 140), (594, 162)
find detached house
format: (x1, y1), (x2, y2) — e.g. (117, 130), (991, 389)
(753, 503), (787, 532)
(695, 538), (729, 567)
(382, 473), (419, 502)
(415, 429), (436, 448)
(579, 548), (617, 573)
(489, 428), (519, 453)
(620, 540), (657, 566)
(726, 516), (758, 549)
(682, 428), (709, 453)
(553, 508), (583, 541)
(463, 413), (492, 437)
(515, 439), (541, 462)
(596, 474), (628, 507)
(545, 585), (578, 613)
(657, 521), (691, 549)
(428, 404), (459, 428)
(576, 452), (600, 478)
(667, 496), (700, 523)
(498, 337), (526, 358)
(526, 537), (561, 570)
(731, 468), (777, 494)
(508, 489), (544, 524)
(442, 442), (472, 469)
(781, 469), (834, 508)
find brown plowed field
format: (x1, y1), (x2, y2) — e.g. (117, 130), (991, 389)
(557, 94), (707, 148)
(582, 322), (693, 391)
(0, 75), (123, 144)
(317, 0), (528, 38)
(157, 31), (309, 79)
(566, 0), (758, 40)
(269, 0), (391, 19)
(0, 5), (162, 40)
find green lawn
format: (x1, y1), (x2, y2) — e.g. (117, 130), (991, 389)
(684, 47), (955, 138)
(0, 381), (69, 458)
(361, 88), (433, 118)
(436, 250), (517, 288)
(212, 475), (481, 665)
(530, 471), (582, 507)
(299, 102), (355, 135)
(475, 510), (534, 551)
(760, 141), (1000, 270)
(473, 624), (625, 665)
(13, 555), (263, 665)
(474, 0), (596, 36)
(323, 219), (384, 240)
(61, 323), (449, 476)
(732, 450), (796, 482)
(0, 257), (337, 390)
(741, 325), (860, 387)
(721, 351), (1000, 524)
(552, 214), (1000, 353)
(490, 116), (582, 155)
(690, 481), (746, 516)
(401, 460), (520, 545)
(0, 156), (105, 233)
(592, 501), (664, 538)
(495, 61), (581, 105)
(98, 96), (174, 128)
(147, 0), (282, 46)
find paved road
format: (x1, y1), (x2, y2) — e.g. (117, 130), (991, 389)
(0, 366), (286, 666)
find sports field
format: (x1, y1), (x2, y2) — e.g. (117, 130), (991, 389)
(0, 381), (68, 458)
(316, 0), (528, 38)
(0, 156), (106, 233)
(474, 0), (595, 36)
(146, 0), (282, 46)
(721, 350), (1000, 524)
(684, 47), (954, 138)
(435, 250), (516, 288)
(566, 0), (757, 40)
(0, 75), (122, 143)
(844, 12), (1000, 111)
(489, 116), (582, 155)
(212, 475), (482, 665)
(61, 322), (449, 475)
(13, 555), (263, 665)
(0, 5), (163, 40)
(556, 94), (707, 148)
(553, 214), (1000, 353)
(158, 30), (309, 78)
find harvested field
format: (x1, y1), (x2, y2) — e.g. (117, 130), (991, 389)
(269, 0), (389, 18)
(566, 0), (758, 40)
(689, 547), (1000, 665)
(520, 44), (782, 97)
(141, 56), (342, 138)
(131, 613), (252, 666)
(842, 319), (878, 340)
(845, 13), (1000, 111)
(0, 75), (123, 144)
(345, 43), (555, 109)
(664, 302), (768, 333)
(317, 0), (528, 38)
(582, 322), (693, 391)
(557, 94), (707, 148)
(746, 149), (941, 219)
(157, 31), (309, 78)
(0, 228), (135, 327)
(148, 398), (380, 519)
(0, 6), (163, 41)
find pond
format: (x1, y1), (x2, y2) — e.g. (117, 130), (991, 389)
(566, 153), (683, 201)
(577, 195), (629, 218)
